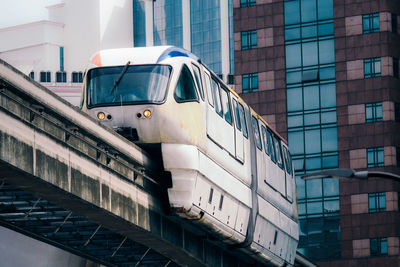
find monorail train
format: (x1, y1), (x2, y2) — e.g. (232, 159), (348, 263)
(80, 46), (299, 266)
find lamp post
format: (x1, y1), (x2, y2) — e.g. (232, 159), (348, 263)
(301, 168), (400, 181)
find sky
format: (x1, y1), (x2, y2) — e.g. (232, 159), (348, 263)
(0, 0), (60, 28)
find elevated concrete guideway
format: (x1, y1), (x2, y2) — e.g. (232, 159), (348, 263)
(0, 59), (257, 267)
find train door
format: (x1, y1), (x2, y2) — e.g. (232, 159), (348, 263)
(231, 96), (244, 162)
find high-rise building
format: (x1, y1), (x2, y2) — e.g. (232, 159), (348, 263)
(234, 0), (400, 266)
(133, 0), (235, 81)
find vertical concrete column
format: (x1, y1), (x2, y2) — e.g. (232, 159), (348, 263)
(182, 0), (191, 51)
(220, 0), (230, 77)
(144, 0), (154, 46)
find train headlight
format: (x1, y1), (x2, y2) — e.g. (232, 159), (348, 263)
(97, 112), (106, 120)
(143, 109), (152, 118)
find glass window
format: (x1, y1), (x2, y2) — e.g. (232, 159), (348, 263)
(232, 99), (242, 131)
(288, 131), (304, 155)
(392, 14), (398, 34)
(301, 0), (317, 23)
(320, 83), (336, 108)
(133, 0), (146, 47)
(363, 13), (380, 34)
(204, 73), (214, 106)
(238, 103), (248, 138)
(261, 125), (269, 155)
(305, 129), (321, 154)
(306, 178), (322, 198)
(174, 65), (198, 102)
(40, 71), (51, 82)
(267, 130), (276, 162)
(72, 71), (83, 83)
(369, 192), (386, 213)
(317, 0), (333, 20)
(304, 85), (319, 110)
(284, 0), (300, 25)
(367, 147), (385, 167)
(364, 58), (381, 78)
(211, 78), (223, 117)
(285, 44), (302, 68)
(287, 87), (303, 112)
(365, 102), (383, 123)
(321, 127), (338, 152)
(56, 71), (67, 83)
(252, 116), (262, 150)
(283, 146), (293, 175)
(190, 0), (222, 73)
(87, 65), (172, 107)
(153, 0), (183, 47)
(302, 42), (318, 66)
(242, 73), (258, 93)
(192, 64), (204, 100)
(241, 30), (257, 50)
(370, 238), (388, 256)
(319, 39), (335, 64)
(274, 135), (284, 169)
(240, 0), (256, 7)
(29, 71), (34, 80)
(220, 88), (233, 125)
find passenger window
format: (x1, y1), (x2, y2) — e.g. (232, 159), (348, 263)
(174, 65), (199, 102)
(267, 130), (276, 163)
(204, 73), (214, 106)
(192, 64), (204, 101)
(283, 146), (293, 175)
(273, 136), (284, 169)
(211, 78), (223, 117)
(238, 103), (248, 138)
(232, 99), (242, 131)
(261, 125), (269, 155)
(220, 88), (233, 125)
(252, 116), (262, 150)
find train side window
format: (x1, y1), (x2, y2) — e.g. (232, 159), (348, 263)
(232, 99), (242, 131)
(211, 78), (223, 117)
(220, 88), (233, 125)
(267, 130), (276, 163)
(283, 146), (293, 175)
(174, 64), (199, 103)
(252, 116), (262, 150)
(192, 63), (205, 101)
(204, 72), (214, 106)
(261, 125), (269, 156)
(238, 103), (248, 138)
(273, 136), (284, 169)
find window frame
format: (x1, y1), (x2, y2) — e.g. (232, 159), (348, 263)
(370, 237), (388, 256)
(238, 102), (248, 138)
(362, 13), (380, 34)
(365, 102), (383, 123)
(40, 71), (51, 83)
(252, 116), (262, 151)
(367, 147), (385, 167)
(56, 71), (67, 83)
(241, 30), (257, 50)
(211, 77), (224, 117)
(368, 192), (386, 213)
(242, 73), (258, 93)
(364, 58), (381, 78)
(191, 63), (205, 101)
(220, 87), (233, 125)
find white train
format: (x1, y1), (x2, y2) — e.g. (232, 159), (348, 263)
(81, 46), (299, 266)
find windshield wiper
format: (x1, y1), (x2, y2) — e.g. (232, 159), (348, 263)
(110, 61), (131, 94)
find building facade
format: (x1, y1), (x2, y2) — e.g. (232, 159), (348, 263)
(133, 0), (235, 81)
(234, 0), (400, 265)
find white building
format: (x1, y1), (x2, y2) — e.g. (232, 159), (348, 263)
(0, 0), (133, 106)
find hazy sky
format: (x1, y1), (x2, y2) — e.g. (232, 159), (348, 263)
(0, 0), (60, 28)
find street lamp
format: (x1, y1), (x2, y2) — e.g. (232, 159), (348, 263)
(302, 168), (400, 181)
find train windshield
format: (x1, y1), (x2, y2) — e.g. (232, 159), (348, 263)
(87, 64), (172, 107)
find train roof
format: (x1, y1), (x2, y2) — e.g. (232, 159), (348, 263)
(89, 46), (201, 67)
